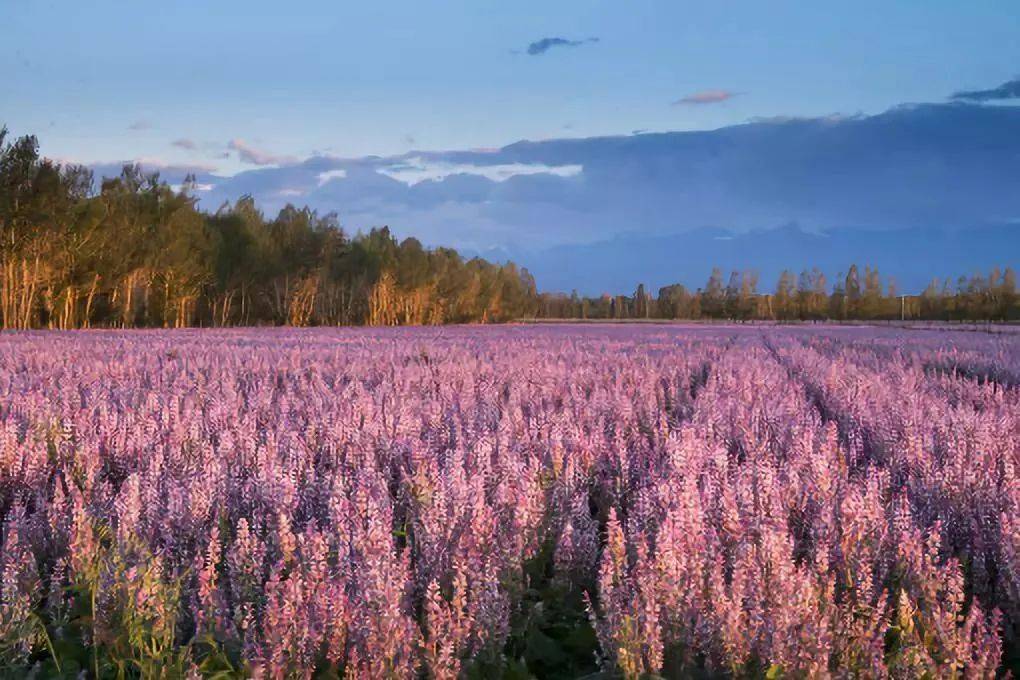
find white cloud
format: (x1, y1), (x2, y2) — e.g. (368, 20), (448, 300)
(278, 188), (306, 197)
(170, 182), (215, 193)
(317, 169), (347, 186)
(378, 157), (582, 186)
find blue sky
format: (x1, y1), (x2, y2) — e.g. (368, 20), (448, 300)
(5, 0), (1020, 173)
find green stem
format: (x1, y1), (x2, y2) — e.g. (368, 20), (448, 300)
(31, 612), (61, 673)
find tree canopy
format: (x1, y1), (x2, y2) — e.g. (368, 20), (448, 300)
(537, 267), (1018, 322)
(0, 127), (539, 329)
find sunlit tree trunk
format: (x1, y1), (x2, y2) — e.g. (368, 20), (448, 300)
(83, 274), (99, 328)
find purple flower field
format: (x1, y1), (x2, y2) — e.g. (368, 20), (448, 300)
(0, 325), (1017, 678)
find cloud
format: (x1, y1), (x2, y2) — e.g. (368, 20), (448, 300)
(228, 139), (297, 166)
(169, 182), (215, 193)
(526, 36), (599, 56)
(172, 102), (1018, 283)
(172, 138), (232, 160)
(129, 157), (218, 173)
(950, 77), (1020, 102)
(128, 120), (153, 131)
(747, 113), (857, 125)
(80, 157), (219, 187)
(672, 89), (740, 105)
(317, 169), (347, 186)
(376, 157), (583, 185)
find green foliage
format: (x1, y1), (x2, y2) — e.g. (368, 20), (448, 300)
(465, 541), (600, 680)
(14, 522), (214, 679)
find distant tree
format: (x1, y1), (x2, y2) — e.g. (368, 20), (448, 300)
(845, 264), (862, 317)
(1001, 267), (1018, 319)
(724, 271), (742, 319)
(920, 278), (943, 319)
(861, 266), (883, 318)
(702, 268), (725, 318)
(657, 283), (698, 319)
(830, 274), (847, 320)
(634, 283), (650, 318)
(569, 290), (584, 319)
(739, 271), (759, 319)
(775, 270), (797, 320)
(797, 269), (827, 320)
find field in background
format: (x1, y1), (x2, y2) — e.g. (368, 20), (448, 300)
(0, 325), (1017, 677)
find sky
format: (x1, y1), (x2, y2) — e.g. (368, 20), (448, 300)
(4, 0), (1020, 173)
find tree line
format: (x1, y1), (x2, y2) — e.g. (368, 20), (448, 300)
(538, 265), (1019, 322)
(0, 128), (539, 329)
(2, 127), (1016, 328)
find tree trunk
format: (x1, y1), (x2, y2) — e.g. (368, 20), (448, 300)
(83, 274), (100, 329)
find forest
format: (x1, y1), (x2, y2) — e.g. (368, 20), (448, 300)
(2, 127), (1016, 329)
(545, 266), (1019, 322)
(0, 128), (539, 329)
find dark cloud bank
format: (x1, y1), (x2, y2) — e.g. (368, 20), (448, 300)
(951, 78), (1020, 102)
(98, 102), (1020, 294)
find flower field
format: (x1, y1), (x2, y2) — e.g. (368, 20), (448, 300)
(0, 325), (1017, 678)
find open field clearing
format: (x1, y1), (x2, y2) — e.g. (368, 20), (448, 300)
(0, 325), (1017, 678)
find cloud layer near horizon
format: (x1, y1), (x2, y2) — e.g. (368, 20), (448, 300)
(951, 77), (1020, 102)
(86, 102), (1020, 292)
